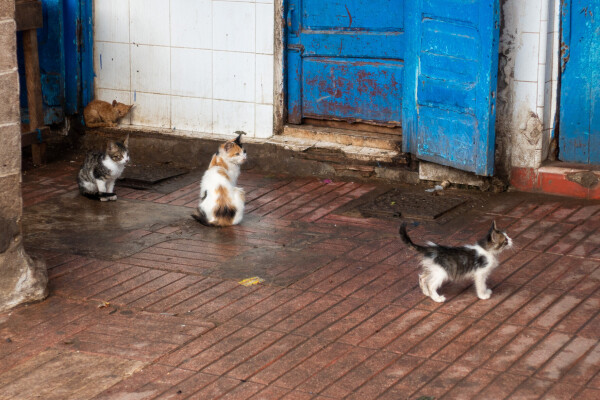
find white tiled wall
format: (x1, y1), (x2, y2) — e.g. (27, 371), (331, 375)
(519, 0), (559, 138)
(93, 0), (275, 138)
(502, 0), (561, 168)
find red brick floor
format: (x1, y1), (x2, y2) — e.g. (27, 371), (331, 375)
(2, 161), (600, 399)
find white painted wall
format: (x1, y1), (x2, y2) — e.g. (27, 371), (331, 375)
(496, 0), (560, 171)
(93, 0), (275, 138)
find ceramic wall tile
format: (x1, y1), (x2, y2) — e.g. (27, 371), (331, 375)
(94, 42), (130, 91)
(94, 0), (129, 43)
(255, 54), (273, 104)
(131, 44), (170, 94)
(170, 0), (212, 49)
(213, 100), (255, 136)
(213, 1), (255, 52)
(213, 51), (255, 102)
(130, 0), (170, 46)
(514, 33), (540, 82)
(171, 96), (212, 133)
(255, 104), (273, 138)
(256, 2), (274, 54)
(130, 92), (171, 128)
(171, 48), (212, 98)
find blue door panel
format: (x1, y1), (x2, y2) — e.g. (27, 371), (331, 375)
(286, 0), (405, 127)
(38, 0), (65, 123)
(300, 32), (405, 59)
(420, 53), (478, 84)
(417, 107), (478, 171)
(403, 0), (500, 176)
(64, 0), (80, 115)
(421, 0), (479, 21)
(302, 58), (403, 123)
(421, 21), (480, 61)
(302, 0), (404, 30)
(559, 0), (600, 164)
(417, 80), (477, 114)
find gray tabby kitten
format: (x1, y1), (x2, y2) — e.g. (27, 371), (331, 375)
(78, 136), (129, 201)
(400, 221), (512, 302)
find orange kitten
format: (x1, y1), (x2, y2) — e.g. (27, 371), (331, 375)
(84, 100), (133, 128)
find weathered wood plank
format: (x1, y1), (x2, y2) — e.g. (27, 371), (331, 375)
(15, 0), (43, 32)
(21, 26), (46, 165)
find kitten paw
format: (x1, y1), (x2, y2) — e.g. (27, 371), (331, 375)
(108, 195), (117, 201)
(418, 274), (431, 296)
(478, 289), (492, 300)
(431, 295), (446, 303)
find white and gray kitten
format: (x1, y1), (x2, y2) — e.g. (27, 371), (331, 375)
(78, 136), (129, 201)
(400, 221), (513, 302)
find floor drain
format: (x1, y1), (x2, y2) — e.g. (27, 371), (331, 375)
(358, 188), (469, 220)
(119, 165), (189, 189)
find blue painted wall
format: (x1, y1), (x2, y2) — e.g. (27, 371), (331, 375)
(559, 0), (600, 164)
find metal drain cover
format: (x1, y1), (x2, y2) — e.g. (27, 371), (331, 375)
(119, 165), (189, 189)
(358, 188), (469, 220)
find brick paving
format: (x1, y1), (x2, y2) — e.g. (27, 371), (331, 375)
(1, 160), (600, 399)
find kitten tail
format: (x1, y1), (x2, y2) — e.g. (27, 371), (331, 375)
(192, 209), (213, 227)
(399, 223), (428, 254)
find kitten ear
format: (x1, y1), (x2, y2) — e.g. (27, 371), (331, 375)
(112, 100), (118, 107)
(123, 135), (129, 147)
(491, 220), (498, 231)
(490, 226), (506, 244)
(224, 141), (234, 152)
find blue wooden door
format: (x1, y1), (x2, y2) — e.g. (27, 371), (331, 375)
(286, 0), (405, 126)
(559, 0), (600, 164)
(402, 0), (500, 176)
(18, 0), (93, 124)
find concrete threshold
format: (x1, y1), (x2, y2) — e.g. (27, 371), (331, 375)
(82, 126), (419, 184)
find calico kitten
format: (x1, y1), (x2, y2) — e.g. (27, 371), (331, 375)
(84, 100), (134, 128)
(78, 136), (130, 201)
(400, 221), (512, 302)
(192, 132), (247, 227)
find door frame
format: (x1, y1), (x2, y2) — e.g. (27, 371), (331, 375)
(274, 0), (286, 135)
